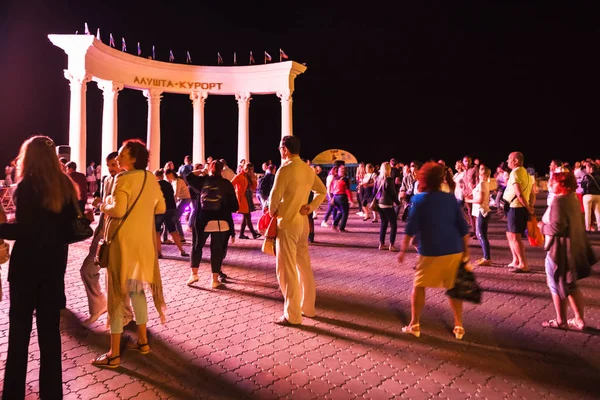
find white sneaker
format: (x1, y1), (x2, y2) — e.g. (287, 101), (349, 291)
(320, 221), (329, 228)
(357, 211), (364, 216)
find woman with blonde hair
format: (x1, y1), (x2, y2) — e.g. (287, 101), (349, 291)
(0, 135), (79, 399)
(375, 162), (400, 251)
(466, 165), (493, 266)
(355, 162), (366, 217)
(91, 139), (166, 368)
(398, 162), (470, 340)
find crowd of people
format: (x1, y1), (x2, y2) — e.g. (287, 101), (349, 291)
(0, 135), (598, 397)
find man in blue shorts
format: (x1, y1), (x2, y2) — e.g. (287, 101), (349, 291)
(503, 152), (535, 273)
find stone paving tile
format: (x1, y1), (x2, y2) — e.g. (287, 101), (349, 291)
(1, 195), (600, 399)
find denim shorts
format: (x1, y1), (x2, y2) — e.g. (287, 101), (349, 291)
(545, 253), (577, 298)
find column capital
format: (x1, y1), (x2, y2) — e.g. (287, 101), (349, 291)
(235, 92), (252, 105)
(190, 91), (208, 104)
(276, 90), (293, 102)
(63, 69), (91, 85)
(143, 88), (163, 102)
(96, 80), (124, 96)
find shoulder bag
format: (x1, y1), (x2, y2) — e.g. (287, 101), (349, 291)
(261, 214), (277, 256)
(369, 180), (382, 213)
(65, 200), (94, 245)
(95, 171), (147, 268)
(500, 172), (531, 214)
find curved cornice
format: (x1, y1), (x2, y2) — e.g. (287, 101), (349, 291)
(48, 34), (307, 95)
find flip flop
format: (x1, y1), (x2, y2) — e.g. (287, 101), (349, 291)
(91, 353), (120, 368)
(127, 341), (151, 354)
(541, 319), (567, 329)
(567, 318), (585, 331)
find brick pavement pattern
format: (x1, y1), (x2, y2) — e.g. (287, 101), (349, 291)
(1, 194), (599, 399)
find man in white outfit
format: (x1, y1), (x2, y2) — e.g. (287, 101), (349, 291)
(268, 136), (327, 325)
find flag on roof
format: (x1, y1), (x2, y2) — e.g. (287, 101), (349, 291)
(96, 28), (101, 41)
(169, 50), (174, 62)
(109, 33), (115, 48)
(249, 51), (255, 65)
(233, 52), (237, 65)
(186, 51), (192, 64)
(84, 23), (90, 35)
(152, 45), (156, 60)
(137, 42), (141, 56)
(217, 52), (223, 65)
(121, 37), (127, 52)
(280, 48), (289, 61)
(264, 51), (272, 63)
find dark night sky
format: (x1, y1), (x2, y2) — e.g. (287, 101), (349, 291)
(1, 1), (599, 175)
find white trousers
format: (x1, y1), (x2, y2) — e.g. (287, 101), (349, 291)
(582, 194), (600, 231)
(275, 218), (316, 324)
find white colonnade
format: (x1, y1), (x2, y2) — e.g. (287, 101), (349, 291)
(49, 34), (307, 174)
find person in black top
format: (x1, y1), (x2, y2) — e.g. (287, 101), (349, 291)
(389, 158), (402, 217)
(257, 164), (276, 209)
(154, 169), (188, 257)
(185, 160), (238, 288)
(0, 135), (79, 400)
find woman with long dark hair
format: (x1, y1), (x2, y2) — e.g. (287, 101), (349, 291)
(0, 135), (78, 399)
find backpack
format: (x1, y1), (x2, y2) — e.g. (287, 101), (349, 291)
(200, 180), (222, 211)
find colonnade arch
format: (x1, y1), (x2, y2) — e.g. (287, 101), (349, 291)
(49, 34), (307, 174)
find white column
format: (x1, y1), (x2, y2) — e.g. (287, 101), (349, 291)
(64, 70), (91, 172)
(235, 92), (252, 164)
(190, 91), (208, 165)
(277, 90), (294, 138)
(97, 81), (123, 176)
(143, 89), (163, 171)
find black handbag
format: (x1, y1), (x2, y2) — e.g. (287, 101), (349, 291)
(95, 171), (147, 268)
(65, 202), (93, 245)
(446, 261), (482, 304)
(500, 196), (514, 215)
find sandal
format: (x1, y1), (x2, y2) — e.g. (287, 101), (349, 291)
(401, 324), (420, 338)
(127, 341), (151, 354)
(567, 318), (585, 331)
(453, 326), (465, 340)
(91, 353), (120, 368)
(541, 319), (567, 329)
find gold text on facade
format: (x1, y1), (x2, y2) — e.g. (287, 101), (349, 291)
(133, 77), (223, 90)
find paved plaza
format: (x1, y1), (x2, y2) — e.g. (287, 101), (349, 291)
(1, 194), (599, 399)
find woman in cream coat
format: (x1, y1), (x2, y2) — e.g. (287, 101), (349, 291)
(91, 139), (166, 368)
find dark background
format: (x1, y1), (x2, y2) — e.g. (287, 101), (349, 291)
(1, 1), (598, 176)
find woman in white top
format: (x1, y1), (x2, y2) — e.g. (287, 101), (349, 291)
(466, 166), (492, 266)
(360, 163), (378, 221)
